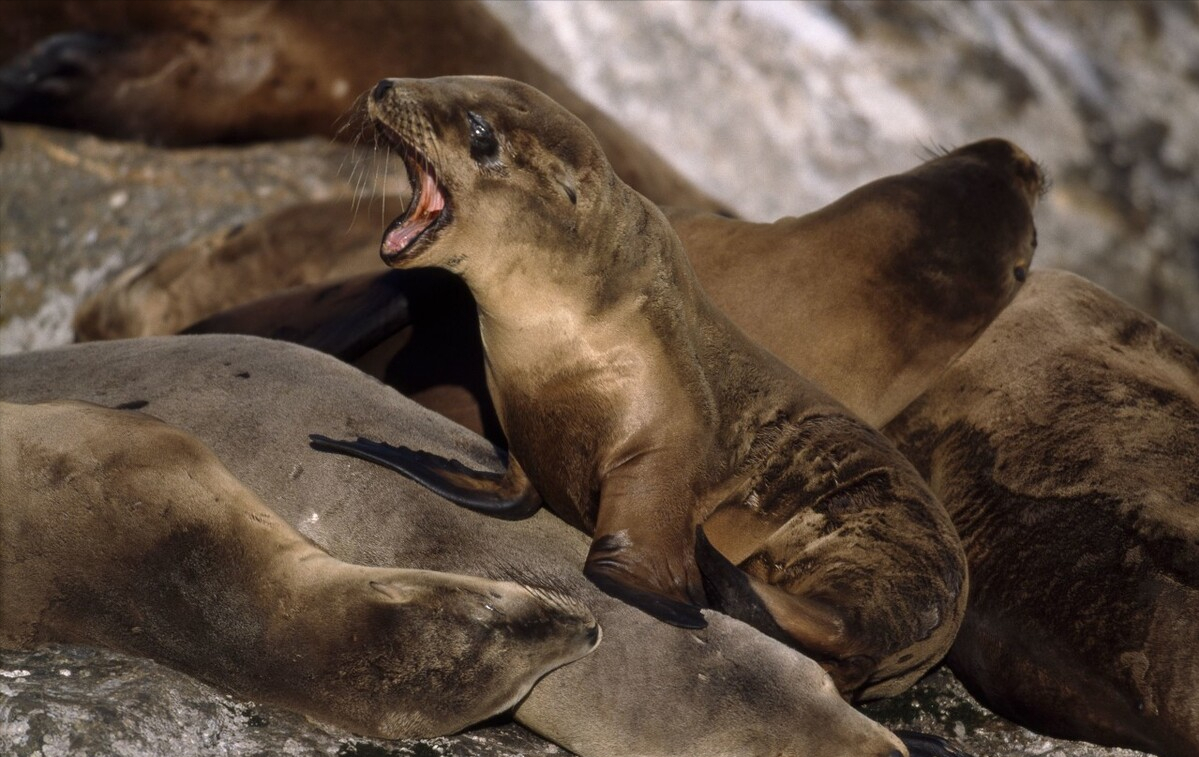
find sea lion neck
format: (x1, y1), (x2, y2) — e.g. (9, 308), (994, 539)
(471, 187), (707, 358)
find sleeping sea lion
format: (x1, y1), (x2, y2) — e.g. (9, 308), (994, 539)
(312, 75), (968, 699)
(0, 399), (600, 739)
(885, 269), (1199, 757)
(0, 334), (918, 757)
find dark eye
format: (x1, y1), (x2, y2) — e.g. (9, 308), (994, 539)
(467, 112), (499, 162)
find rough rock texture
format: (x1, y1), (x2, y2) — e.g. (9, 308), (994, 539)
(0, 644), (1145, 757)
(486, 0), (1199, 341)
(0, 124), (403, 353)
(0, 646), (567, 757)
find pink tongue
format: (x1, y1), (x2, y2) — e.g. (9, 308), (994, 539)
(383, 170), (446, 255)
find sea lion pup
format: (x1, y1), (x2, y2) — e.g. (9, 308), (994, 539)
(0, 399), (601, 740)
(0, 335), (914, 757)
(0, 0), (727, 213)
(885, 270), (1199, 757)
(314, 75), (967, 699)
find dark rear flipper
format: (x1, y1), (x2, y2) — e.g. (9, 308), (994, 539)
(695, 525), (879, 693)
(896, 730), (975, 757)
(694, 525), (793, 644)
(309, 434), (541, 520)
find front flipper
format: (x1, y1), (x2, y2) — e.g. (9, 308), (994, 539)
(309, 434), (541, 520)
(584, 536), (706, 630)
(581, 453), (709, 630)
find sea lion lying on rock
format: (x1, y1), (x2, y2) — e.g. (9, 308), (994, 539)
(0, 334), (925, 757)
(885, 270), (1199, 757)
(0, 0), (727, 213)
(0, 398), (600, 739)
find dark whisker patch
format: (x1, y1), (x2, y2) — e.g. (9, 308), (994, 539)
(915, 138), (957, 162)
(1034, 160), (1054, 198)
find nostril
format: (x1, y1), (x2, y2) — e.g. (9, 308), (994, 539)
(372, 79), (395, 101)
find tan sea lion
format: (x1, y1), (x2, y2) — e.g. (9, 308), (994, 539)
(673, 138), (1042, 427)
(72, 137), (1040, 435)
(0, 398), (601, 740)
(311, 75), (968, 700)
(0, 335), (918, 757)
(0, 0), (727, 213)
(885, 269), (1199, 757)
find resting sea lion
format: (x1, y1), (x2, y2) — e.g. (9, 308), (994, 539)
(0, 335), (915, 757)
(885, 270), (1199, 757)
(313, 75), (967, 699)
(0, 0), (727, 213)
(0, 399), (600, 739)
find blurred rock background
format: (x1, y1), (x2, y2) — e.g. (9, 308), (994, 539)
(486, 0), (1199, 341)
(1, 1), (1194, 756)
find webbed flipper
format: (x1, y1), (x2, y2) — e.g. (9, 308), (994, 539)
(309, 434), (541, 520)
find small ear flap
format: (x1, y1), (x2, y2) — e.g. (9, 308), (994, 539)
(556, 171), (578, 205)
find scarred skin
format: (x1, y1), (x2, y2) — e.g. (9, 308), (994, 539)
(885, 270), (1199, 757)
(0, 399), (600, 740)
(326, 75), (968, 700)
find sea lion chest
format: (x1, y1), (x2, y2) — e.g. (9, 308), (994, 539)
(482, 314), (703, 534)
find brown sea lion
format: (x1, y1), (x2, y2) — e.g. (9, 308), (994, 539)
(672, 138), (1042, 427)
(0, 398), (601, 740)
(0, 335), (916, 757)
(73, 137), (1041, 437)
(0, 0), (727, 213)
(885, 269), (1199, 757)
(311, 75), (968, 700)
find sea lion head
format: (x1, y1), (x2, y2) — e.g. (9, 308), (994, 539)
(366, 76), (623, 279)
(890, 138), (1046, 318)
(330, 568), (601, 738)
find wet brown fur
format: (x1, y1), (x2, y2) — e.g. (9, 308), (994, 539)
(365, 75), (967, 699)
(0, 399), (600, 739)
(885, 270), (1199, 757)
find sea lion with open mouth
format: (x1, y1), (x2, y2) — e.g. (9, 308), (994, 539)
(312, 75), (967, 700)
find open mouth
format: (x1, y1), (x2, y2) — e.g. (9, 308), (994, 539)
(376, 122), (451, 264)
